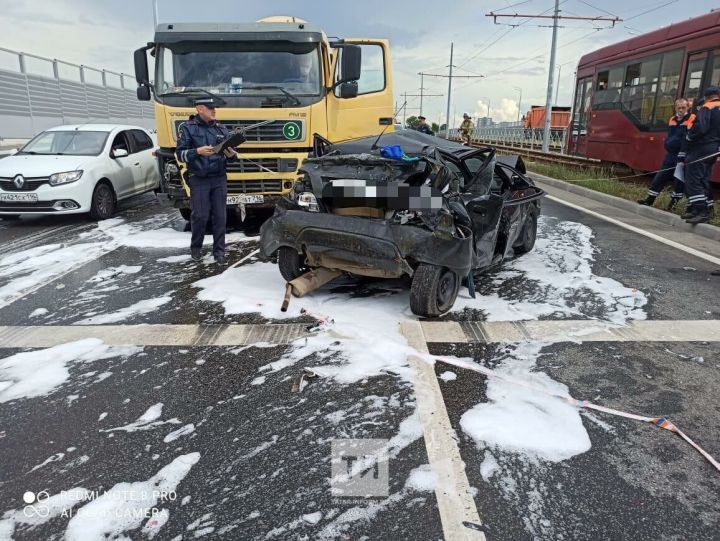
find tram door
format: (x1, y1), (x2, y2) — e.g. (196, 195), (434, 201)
(568, 77), (592, 155)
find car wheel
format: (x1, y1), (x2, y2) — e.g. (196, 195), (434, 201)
(89, 182), (116, 221)
(410, 264), (460, 317)
(277, 246), (310, 282)
(179, 208), (192, 221)
(514, 208), (538, 255)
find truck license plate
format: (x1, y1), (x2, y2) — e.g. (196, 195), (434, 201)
(227, 194), (264, 205)
(0, 193), (38, 202)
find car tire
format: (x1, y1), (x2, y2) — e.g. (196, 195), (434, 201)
(514, 208), (538, 255)
(277, 246), (310, 282)
(410, 264), (460, 317)
(179, 208), (192, 221)
(89, 182), (116, 221)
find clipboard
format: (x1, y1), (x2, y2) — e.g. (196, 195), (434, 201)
(673, 163), (684, 182)
(212, 119), (275, 154)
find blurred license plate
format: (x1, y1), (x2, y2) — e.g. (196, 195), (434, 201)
(227, 195), (264, 205)
(0, 193), (38, 202)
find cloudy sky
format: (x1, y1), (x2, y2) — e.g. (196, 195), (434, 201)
(0, 0), (717, 127)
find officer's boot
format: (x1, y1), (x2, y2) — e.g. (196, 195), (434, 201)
(681, 207), (697, 219)
(685, 207), (710, 224)
(637, 194), (656, 206)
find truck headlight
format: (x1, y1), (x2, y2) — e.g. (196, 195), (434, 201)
(49, 170), (83, 186)
(297, 192), (319, 212)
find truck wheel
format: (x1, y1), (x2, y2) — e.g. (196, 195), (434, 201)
(179, 208), (191, 221)
(410, 264), (460, 317)
(278, 247), (310, 282)
(89, 181), (116, 221)
(514, 208), (538, 255)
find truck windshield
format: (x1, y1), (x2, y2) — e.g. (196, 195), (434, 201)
(156, 42), (322, 98)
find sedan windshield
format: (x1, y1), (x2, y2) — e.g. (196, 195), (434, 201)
(20, 131), (108, 156)
(156, 42), (321, 98)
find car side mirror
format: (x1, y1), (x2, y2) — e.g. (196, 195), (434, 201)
(112, 148), (129, 158)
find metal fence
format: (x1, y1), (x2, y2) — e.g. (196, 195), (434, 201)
(445, 125), (568, 152)
(0, 46), (155, 140)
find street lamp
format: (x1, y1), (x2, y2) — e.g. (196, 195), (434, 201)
(513, 86), (522, 122)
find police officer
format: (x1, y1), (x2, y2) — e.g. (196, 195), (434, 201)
(683, 86), (720, 224)
(415, 115), (434, 136)
(176, 97), (237, 264)
(638, 98), (694, 209)
(459, 113), (474, 145)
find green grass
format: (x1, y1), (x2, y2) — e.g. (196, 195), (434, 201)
(526, 161), (720, 227)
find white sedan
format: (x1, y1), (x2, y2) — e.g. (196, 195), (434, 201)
(0, 124), (159, 220)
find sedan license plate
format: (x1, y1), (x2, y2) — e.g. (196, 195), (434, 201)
(0, 193), (38, 202)
(227, 194), (264, 205)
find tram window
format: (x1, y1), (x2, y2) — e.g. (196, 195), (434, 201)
(711, 50), (720, 88)
(594, 66), (623, 107)
(653, 49), (683, 127)
(625, 63), (641, 86)
(683, 55), (706, 101)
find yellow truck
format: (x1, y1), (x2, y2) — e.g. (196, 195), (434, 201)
(133, 16), (394, 220)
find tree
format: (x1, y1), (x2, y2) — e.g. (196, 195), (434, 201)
(440, 123), (447, 131)
(405, 115), (419, 129)
(431, 122), (439, 133)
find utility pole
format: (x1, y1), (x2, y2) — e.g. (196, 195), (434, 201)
(421, 43), (485, 132)
(486, 8), (620, 151)
(446, 43), (453, 133)
(153, 0), (159, 27)
(414, 72), (443, 118)
(542, 0), (560, 152)
(513, 86), (522, 122)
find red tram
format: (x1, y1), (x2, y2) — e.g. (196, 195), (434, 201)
(566, 10), (720, 182)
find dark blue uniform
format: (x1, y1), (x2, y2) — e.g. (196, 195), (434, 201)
(685, 97), (720, 220)
(415, 123), (434, 136)
(643, 112), (694, 206)
(176, 115), (236, 258)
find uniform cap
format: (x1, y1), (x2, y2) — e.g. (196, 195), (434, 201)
(703, 85), (720, 97)
(418, 115), (426, 120)
(194, 97), (218, 108)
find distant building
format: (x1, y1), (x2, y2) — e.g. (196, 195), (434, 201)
(476, 117), (494, 127)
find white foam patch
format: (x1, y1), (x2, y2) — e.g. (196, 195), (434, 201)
(64, 453), (200, 540)
(157, 255), (192, 263)
(454, 219), (647, 324)
(479, 451), (500, 481)
(0, 339), (141, 403)
(459, 343), (591, 462)
(163, 424), (195, 443)
(439, 371), (457, 382)
(74, 295), (173, 325)
(103, 403), (180, 433)
(29, 308), (49, 318)
(88, 265), (142, 283)
(405, 464), (437, 492)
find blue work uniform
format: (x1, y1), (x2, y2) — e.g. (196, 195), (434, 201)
(647, 112), (694, 202)
(176, 116), (237, 257)
(685, 98), (720, 215)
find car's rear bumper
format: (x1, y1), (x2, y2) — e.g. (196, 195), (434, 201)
(259, 205), (473, 277)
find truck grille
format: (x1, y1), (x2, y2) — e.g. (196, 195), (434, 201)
(226, 158), (298, 174)
(0, 177), (49, 191)
(174, 119), (305, 143)
(227, 179), (283, 194)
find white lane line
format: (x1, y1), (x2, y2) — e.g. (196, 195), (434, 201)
(401, 321), (486, 541)
(0, 324), (308, 348)
(421, 320), (720, 343)
(546, 195), (720, 266)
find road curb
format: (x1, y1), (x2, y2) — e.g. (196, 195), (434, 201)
(529, 172), (720, 243)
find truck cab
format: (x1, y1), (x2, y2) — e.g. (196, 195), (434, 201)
(134, 17), (394, 220)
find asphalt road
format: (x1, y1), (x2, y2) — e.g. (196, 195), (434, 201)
(0, 194), (718, 541)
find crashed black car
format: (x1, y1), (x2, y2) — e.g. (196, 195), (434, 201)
(260, 131), (544, 317)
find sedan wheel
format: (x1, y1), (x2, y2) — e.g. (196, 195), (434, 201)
(89, 182), (116, 221)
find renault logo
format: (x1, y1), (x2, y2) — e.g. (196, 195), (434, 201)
(13, 175), (24, 189)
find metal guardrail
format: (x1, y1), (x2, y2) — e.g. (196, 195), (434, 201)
(446, 126), (568, 151)
(0, 46), (155, 140)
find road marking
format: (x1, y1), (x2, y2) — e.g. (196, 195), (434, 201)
(0, 324), (308, 348)
(423, 320), (720, 343)
(546, 195), (720, 266)
(401, 321), (486, 541)
(1, 320), (718, 349)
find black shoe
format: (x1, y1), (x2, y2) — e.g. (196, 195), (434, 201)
(191, 249), (202, 261)
(685, 211), (710, 224)
(214, 255), (226, 266)
(680, 210), (696, 220)
(637, 195), (656, 206)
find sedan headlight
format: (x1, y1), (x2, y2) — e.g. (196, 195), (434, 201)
(297, 192), (319, 212)
(49, 170), (83, 186)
